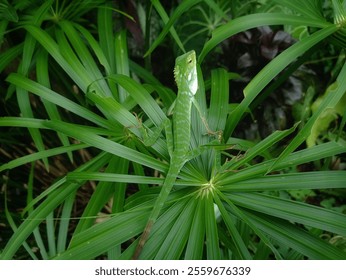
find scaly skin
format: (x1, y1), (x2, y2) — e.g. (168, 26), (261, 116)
(132, 50), (197, 259)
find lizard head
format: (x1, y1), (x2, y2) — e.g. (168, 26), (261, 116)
(174, 50), (198, 96)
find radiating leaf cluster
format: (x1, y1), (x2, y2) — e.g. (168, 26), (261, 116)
(0, 0), (345, 260)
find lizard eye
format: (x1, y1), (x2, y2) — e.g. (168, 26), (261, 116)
(188, 59), (192, 64)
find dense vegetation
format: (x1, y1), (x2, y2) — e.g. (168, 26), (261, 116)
(0, 0), (345, 259)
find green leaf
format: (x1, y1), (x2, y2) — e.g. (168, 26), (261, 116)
(145, 0), (203, 56)
(225, 24), (339, 138)
(0, 153), (111, 260)
(6, 74), (112, 129)
(213, 192), (252, 259)
(97, 3), (116, 72)
(230, 193), (346, 235)
(221, 171), (346, 192)
(3, 186), (38, 259)
(270, 61), (346, 171)
(222, 123), (299, 172)
(115, 30), (130, 102)
(204, 193), (220, 259)
(57, 192), (76, 253)
(216, 190), (282, 259)
(17, 31), (49, 169)
(208, 68), (230, 132)
(307, 81), (346, 147)
(96, 74), (167, 128)
(199, 13), (330, 62)
(137, 191), (190, 259)
(75, 23), (112, 76)
(55, 209), (149, 260)
(155, 196), (196, 259)
(36, 50), (73, 162)
(0, 116), (165, 175)
(0, 43), (23, 73)
(57, 21), (112, 97)
(271, 0), (324, 21)
(246, 211), (346, 259)
(72, 157), (128, 236)
(0, 0), (18, 22)
(217, 141), (346, 185)
(0, 143), (88, 172)
(43, 120), (165, 172)
(184, 198), (205, 259)
(24, 25), (86, 91)
(67, 172), (162, 185)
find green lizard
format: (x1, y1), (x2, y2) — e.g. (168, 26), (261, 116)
(132, 50), (198, 259)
